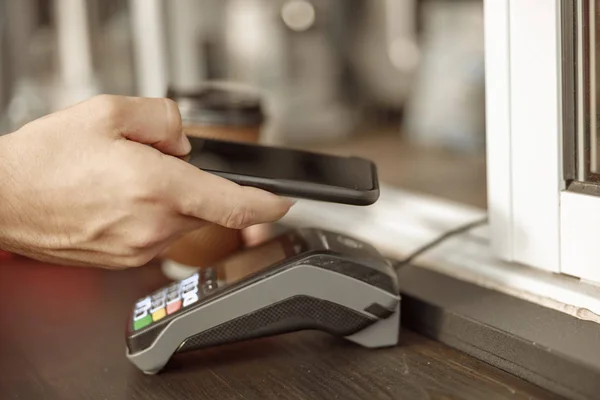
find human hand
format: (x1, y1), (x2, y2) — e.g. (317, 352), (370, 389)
(0, 95), (293, 269)
(241, 223), (275, 247)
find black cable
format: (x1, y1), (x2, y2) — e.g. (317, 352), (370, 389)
(392, 216), (488, 272)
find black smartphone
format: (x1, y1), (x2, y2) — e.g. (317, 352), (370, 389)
(185, 137), (379, 206)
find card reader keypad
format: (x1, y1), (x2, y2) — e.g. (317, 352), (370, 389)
(132, 270), (219, 332)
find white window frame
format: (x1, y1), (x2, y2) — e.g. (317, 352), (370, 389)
(485, 0), (600, 282)
(276, 0), (600, 319)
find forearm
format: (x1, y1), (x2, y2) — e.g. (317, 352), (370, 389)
(0, 132), (20, 252)
(0, 133), (15, 251)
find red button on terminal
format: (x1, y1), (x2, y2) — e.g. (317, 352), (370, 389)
(166, 300), (182, 315)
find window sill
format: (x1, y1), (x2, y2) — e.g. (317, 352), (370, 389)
(281, 183), (600, 322)
(281, 184), (600, 399)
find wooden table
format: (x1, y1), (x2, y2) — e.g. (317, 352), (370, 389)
(0, 132), (560, 399)
(0, 257), (562, 400)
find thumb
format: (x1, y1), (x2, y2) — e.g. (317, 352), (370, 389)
(98, 95), (191, 156)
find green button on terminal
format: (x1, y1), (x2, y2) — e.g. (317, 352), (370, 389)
(134, 314), (152, 331)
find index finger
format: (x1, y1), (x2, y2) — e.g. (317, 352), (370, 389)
(165, 159), (295, 229)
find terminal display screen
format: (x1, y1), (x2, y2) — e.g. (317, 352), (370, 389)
(129, 234), (305, 333)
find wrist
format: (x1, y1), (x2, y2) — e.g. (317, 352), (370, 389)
(0, 132), (21, 252)
(0, 132), (17, 195)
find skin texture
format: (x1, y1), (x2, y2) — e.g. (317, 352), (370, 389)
(0, 95), (293, 269)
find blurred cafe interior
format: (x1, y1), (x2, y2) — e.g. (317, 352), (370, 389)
(11, 1), (580, 400)
(8, 1), (600, 399)
(0, 0), (487, 209)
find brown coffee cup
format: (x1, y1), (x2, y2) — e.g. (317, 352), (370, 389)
(162, 84), (265, 271)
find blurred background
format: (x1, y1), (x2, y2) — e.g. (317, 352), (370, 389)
(0, 0), (486, 207)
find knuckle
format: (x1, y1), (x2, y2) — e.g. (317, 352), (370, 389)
(127, 180), (155, 202)
(90, 94), (123, 125)
(120, 250), (156, 268)
(129, 225), (168, 250)
(123, 168), (162, 203)
(163, 98), (182, 133)
(177, 196), (196, 217)
(121, 254), (150, 268)
(223, 204), (254, 229)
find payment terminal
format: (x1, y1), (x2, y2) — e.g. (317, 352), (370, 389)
(126, 228), (400, 374)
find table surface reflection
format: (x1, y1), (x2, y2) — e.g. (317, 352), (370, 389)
(0, 256), (561, 400)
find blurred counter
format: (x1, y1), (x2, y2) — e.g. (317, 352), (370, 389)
(299, 128), (487, 209)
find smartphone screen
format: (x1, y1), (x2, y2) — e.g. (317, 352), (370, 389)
(186, 137), (377, 192)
